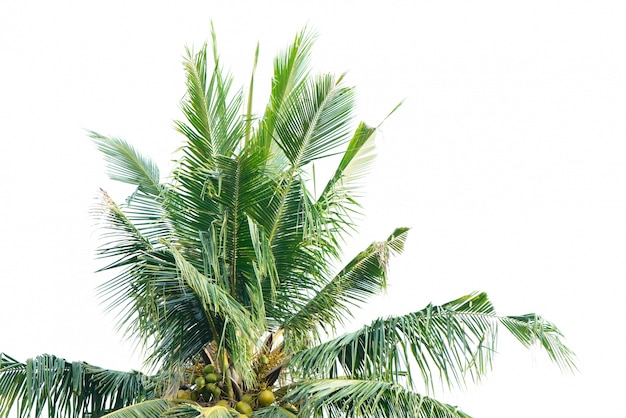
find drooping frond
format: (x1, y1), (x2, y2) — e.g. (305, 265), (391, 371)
(162, 403), (233, 418)
(93, 193), (165, 341)
(93, 190), (162, 339)
(283, 228), (410, 349)
(283, 378), (471, 418)
(290, 292), (575, 392)
(246, 216), (279, 324)
(102, 399), (171, 418)
(0, 353), (157, 418)
(501, 314), (577, 372)
(252, 405), (298, 417)
(93, 193), (211, 369)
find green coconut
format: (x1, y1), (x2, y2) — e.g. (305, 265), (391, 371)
(258, 389), (275, 406)
(235, 401), (253, 416)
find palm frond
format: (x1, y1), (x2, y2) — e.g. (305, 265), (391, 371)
(89, 132), (161, 195)
(252, 405), (298, 417)
(290, 292), (575, 392)
(164, 240), (259, 335)
(0, 353), (157, 418)
(290, 293), (488, 389)
(176, 31), (244, 163)
(102, 399), (172, 418)
(93, 190), (166, 345)
(273, 73), (355, 169)
(260, 75), (358, 313)
(258, 27), (316, 151)
(192, 151), (275, 299)
(163, 403), (233, 418)
(93, 192), (169, 347)
(283, 378), (471, 418)
(244, 42), (259, 144)
(252, 178), (330, 328)
(501, 313), (577, 372)
(246, 216), (279, 324)
(93, 195), (213, 369)
(314, 121), (377, 235)
(283, 228), (409, 350)
(255, 37), (357, 261)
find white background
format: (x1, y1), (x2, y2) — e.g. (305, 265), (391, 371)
(1, 1), (625, 417)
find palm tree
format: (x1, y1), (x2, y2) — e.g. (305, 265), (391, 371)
(0, 27), (575, 418)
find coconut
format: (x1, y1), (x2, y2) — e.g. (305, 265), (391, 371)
(258, 389), (275, 406)
(194, 376), (206, 388)
(235, 401), (253, 415)
(205, 373), (219, 383)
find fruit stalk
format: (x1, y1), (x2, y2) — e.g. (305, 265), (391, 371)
(220, 349), (235, 400)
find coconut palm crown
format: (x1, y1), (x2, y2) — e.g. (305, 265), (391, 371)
(0, 27), (575, 418)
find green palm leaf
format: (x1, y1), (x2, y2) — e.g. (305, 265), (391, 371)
(258, 27), (316, 151)
(283, 228), (409, 350)
(94, 195), (214, 370)
(501, 314), (577, 372)
(90, 132), (161, 195)
(290, 292), (575, 391)
(164, 240), (257, 333)
(176, 25), (243, 162)
(273, 74), (354, 169)
(252, 405), (298, 417)
(263, 72), (356, 259)
(102, 399), (172, 418)
(284, 378), (471, 418)
(0, 353), (157, 418)
(314, 121), (378, 238)
(163, 403), (233, 418)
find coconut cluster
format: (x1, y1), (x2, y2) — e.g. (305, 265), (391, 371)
(175, 364), (222, 402)
(174, 362), (284, 417)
